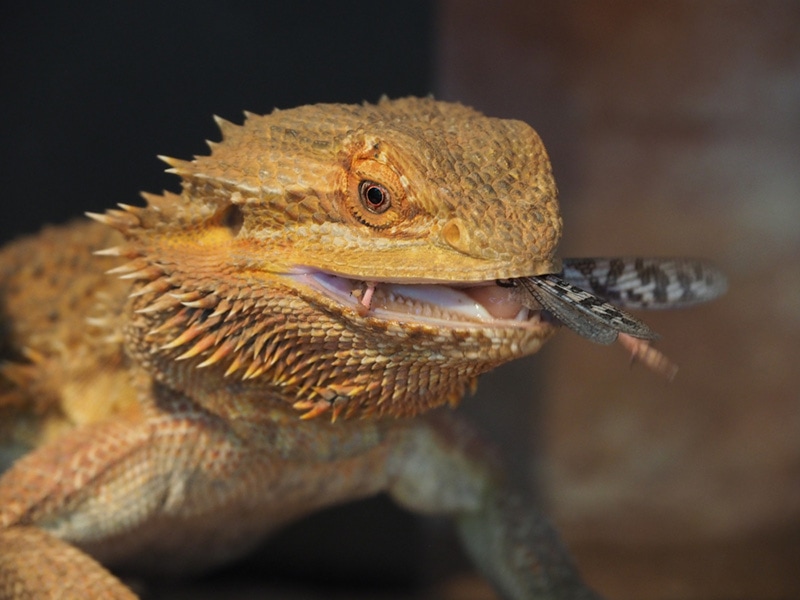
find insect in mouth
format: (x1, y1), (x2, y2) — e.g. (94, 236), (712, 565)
(503, 257), (728, 379)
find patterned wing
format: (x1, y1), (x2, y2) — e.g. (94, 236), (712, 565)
(516, 275), (657, 345)
(510, 257), (725, 377)
(561, 257), (728, 309)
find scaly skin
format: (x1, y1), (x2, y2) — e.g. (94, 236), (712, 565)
(0, 97), (601, 599)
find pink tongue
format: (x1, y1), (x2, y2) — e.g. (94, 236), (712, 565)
(463, 285), (523, 319)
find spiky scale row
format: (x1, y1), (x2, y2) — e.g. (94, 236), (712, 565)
(89, 199), (314, 391)
(85, 209), (139, 231)
(85, 200), (283, 386)
(115, 256), (372, 420)
(295, 384), (362, 421)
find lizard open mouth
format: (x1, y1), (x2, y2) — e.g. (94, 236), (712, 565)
(292, 272), (541, 328)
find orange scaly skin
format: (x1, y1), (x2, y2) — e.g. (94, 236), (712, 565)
(0, 98), (600, 599)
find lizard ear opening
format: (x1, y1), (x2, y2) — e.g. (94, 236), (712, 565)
(219, 204), (244, 237)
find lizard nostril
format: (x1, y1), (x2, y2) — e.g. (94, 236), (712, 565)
(442, 219), (463, 248)
(443, 218), (482, 257)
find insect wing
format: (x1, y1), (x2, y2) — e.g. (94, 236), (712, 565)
(518, 275), (657, 345)
(561, 257), (728, 310)
(518, 277), (618, 344)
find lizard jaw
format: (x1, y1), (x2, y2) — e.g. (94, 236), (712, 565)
(291, 271), (541, 329)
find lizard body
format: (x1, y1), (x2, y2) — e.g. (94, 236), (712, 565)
(0, 97), (723, 599)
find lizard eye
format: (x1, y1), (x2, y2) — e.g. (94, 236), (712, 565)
(359, 181), (391, 213)
(343, 148), (408, 229)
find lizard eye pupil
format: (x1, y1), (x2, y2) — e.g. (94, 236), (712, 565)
(359, 181), (391, 213)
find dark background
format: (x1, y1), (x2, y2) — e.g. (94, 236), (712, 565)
(4, 2), (799, 599)
(1, 1), (433, 239)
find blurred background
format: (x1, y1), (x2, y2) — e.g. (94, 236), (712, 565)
(2, 1), (798, 598)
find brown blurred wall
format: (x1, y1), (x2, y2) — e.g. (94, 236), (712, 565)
(437, 2), (800, 598)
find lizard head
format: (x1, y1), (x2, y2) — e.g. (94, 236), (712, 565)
(94, 97), (562, 420)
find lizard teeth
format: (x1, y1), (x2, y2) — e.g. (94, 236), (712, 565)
(377, 285), (489, 320)
(294, 272), (537, 327)
(513, 307), (530, 322)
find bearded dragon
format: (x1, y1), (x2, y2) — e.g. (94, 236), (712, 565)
(0, 97), (725, 599)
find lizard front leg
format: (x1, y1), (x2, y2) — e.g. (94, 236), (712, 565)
(387, 412), (602, 600)
(0, 416), (155, 599)
(0, 389), (265, 599)
(0, 527), (137, 599)
(0, 382), (399, 599)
